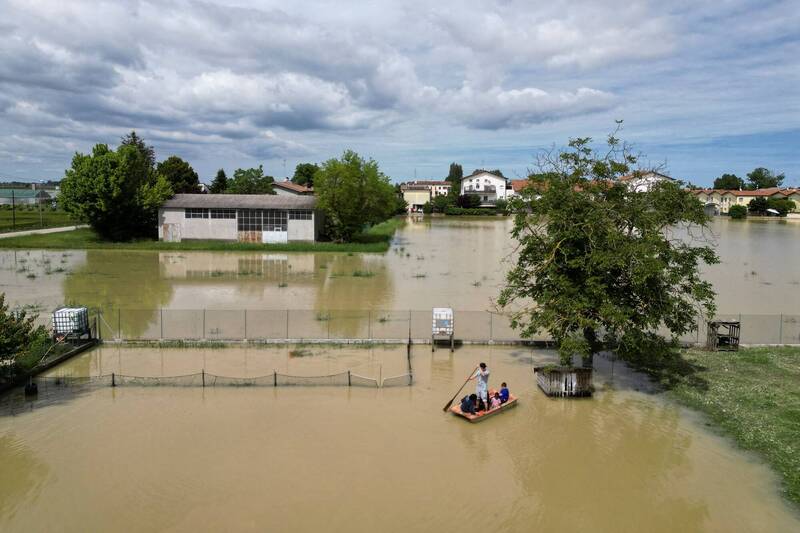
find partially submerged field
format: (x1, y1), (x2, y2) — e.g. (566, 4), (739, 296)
(0, 218), (402, 253)
(669, 347), (800, 506)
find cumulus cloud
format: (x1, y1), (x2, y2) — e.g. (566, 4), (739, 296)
(0, 0), (797, 181)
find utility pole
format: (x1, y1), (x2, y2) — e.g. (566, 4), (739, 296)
(11, 189), (15, 231)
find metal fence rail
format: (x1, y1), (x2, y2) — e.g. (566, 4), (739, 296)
(76, 309), (800, 345)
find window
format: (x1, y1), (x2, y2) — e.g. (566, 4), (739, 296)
(211, 208), (236, 219)
(237, 209), (287, 232)
(185, 208), (209, 219)
(289, 210), (312, 220)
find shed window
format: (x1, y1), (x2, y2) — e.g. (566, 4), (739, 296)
(211, 208), (236, 219)
(289, 210), (312, 220)
(237, 209), (287, 232)
(185, 208), (209, 219)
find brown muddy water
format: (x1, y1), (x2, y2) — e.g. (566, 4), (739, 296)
(1, 345), (799, 532)
(0, 217), (798, 319)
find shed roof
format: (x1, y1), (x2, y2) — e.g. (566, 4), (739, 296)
(162, 194), (316, 209)
(273, 181), (314, 194)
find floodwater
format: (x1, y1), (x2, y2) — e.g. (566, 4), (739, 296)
(1, 345), (799, 532)
(0, 217), (798, 320)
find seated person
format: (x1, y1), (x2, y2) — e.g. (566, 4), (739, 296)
(499, 382), (510, 404)
(490, 391), (502, 409)
(460, 393), (478, 414)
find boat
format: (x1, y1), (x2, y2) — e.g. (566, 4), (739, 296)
(450, 389), (518, 422)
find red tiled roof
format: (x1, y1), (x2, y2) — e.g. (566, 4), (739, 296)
(691, 188), (799, 197)
(510, 179), (530, 193)
(274, 181), (313, 194)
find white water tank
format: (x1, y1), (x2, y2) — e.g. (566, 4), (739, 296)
(52, 307), (89, 335)
(432, 307), (454, 336)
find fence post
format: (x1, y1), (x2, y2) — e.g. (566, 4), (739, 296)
(348, 370), (351, 387)
(273, 370), (277, 387)
(202, 369), (205, 387)
(368, 310), (372, 340)
(112, 372), (115, 387)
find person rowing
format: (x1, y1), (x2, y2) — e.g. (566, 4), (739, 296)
(469, 362), (490, 411)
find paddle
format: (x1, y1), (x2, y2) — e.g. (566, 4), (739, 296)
(442, 365), (478, 412)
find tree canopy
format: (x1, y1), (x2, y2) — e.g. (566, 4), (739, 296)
(59, 135), (173, 241)
(0, 294), (44, 378)
(314, 150), (398, 241)
(157, 156), (200, 193)
(226, 165), (275, 194)
(292, 163), (319, 187)
(209, 169), (228, 193)
(499, 129), (718, 368)
(446, 163), (463, 183)
(746, 167), (784, 190)
(713, 173), (744, 190)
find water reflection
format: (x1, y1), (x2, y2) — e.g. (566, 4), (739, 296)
(0, 434), (49, 525)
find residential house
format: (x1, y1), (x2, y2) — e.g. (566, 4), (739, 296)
(691, 187), (800, 214)
(158, 194), (322, 243)
(274, 179), (314, 196)
(460, 171), (509, 205)
(619, 171), (676, 192)
(400, 181), (451, 212)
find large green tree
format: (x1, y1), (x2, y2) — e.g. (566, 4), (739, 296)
(226, 165), (275, 194)
(499, 129), (718, 368)
(209, 169), (228, 193)
(0, 293), (45, 378)
(292, 163), (319, 187)
(315, 150), (398, 241)
(157, 155), (200, 193)
(746, 167), (784, 190)
(713, 173), (744, 190)
(59, 137), (173, 241)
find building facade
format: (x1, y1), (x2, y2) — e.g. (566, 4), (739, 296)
(691, 188), (800, 214)
(400, 181), (452, 212)
(158, 194), (322, 243)
(460, 171), (509, 205)
(619, 171), (676, 192)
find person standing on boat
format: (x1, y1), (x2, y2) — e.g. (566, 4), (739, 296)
(469, 362), (490, 410)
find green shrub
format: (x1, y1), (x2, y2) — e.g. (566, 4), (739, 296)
(728, 204), (747, 219)
(445, 207), (498, 216)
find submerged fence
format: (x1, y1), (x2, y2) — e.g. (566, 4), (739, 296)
(78, 309), (800, 346)
(33, 370), (413, 391)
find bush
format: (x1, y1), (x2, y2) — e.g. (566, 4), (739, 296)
(767, 197), (796, 216)
(445, 207), (498, 216)
(457, 194), (481, 208)
(494, 199), (508, 213)
(421, 202), (433, 214)
(728, 204), (747, 219)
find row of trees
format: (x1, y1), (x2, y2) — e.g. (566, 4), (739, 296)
(60, 132), (401, 242)
(729, 196), (796, 219)
(712, 168), (787, 190)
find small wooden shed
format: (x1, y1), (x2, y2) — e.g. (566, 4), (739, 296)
(533, 366), (593, 397)
(706, 320), (740, 351)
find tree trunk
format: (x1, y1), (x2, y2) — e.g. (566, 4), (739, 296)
(582, 327), (601, 369)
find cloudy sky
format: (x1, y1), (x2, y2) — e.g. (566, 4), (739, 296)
(0, 0), (798, 186)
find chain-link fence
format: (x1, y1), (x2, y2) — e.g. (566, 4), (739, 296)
(79, 309), (800, 345)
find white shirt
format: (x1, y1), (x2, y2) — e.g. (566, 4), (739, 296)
(474, 368), (490, 391)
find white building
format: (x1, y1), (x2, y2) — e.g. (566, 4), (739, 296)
(459, 171), (509, 205)
(619, 171), (675, 192)
(158, 194), (322, 244)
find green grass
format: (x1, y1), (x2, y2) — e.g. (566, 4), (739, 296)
(0, 208), (75, 232)
(668, 347), (800, 507)
(0, 219), (404, 253)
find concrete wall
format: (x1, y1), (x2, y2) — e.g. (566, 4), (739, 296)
(158, 208), (237, 241)
(288, 218), (315, 241)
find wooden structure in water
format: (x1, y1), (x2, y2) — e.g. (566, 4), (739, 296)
(706, 320), (740, 351)
(533, 366), (593, 397)
(431, 307), (454, 352)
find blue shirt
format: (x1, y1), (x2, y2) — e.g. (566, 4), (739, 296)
(500, 387), (509, 402)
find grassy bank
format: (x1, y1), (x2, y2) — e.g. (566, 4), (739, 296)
(0, 218), (403, 253)
(668, 347), (800, 507)
(0, 208), (75, 232)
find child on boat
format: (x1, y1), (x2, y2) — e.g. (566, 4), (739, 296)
(490, 391), (502, 409)
(499, 383), (510, 404)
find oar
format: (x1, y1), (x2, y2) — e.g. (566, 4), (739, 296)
(443, 365), (478, 412)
